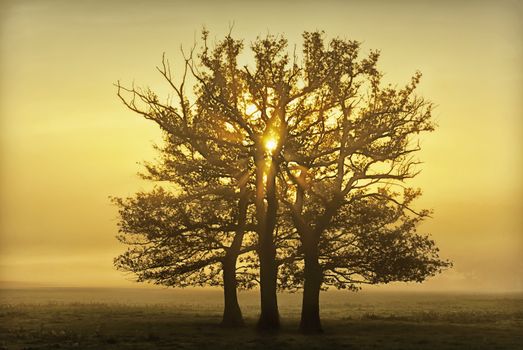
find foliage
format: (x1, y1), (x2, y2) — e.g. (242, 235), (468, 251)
(114, 29), (450, 297)
(112, 188), (257, 289)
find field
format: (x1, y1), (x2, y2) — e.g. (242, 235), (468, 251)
(0, 288), (522, 350)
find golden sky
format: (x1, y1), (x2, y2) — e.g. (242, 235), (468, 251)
(1, 0), (522, 291)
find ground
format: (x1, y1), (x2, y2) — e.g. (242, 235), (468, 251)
(0, 288), (522, 349)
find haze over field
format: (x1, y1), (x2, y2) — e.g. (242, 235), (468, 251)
(0, 0), (522, 292)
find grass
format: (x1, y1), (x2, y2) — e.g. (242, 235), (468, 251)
(0, 288), (522, 349)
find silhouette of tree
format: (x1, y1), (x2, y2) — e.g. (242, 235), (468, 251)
(276, 32), (451, 332)
(114, 29), (450, 332)
(114, 47), (258, 326)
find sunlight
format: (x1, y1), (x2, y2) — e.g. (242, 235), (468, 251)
(224, 122), (236, 133)
(264, 137), (277, 154)
(245, 103), (258, 116)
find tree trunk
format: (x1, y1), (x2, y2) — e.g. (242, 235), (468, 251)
(299, 204), (338, 333)
(257, 239), (280, 330)
(299, 248), (323, 333)
(221, 185), (248, 327)
(255, 148), (280, 331)
(221, 257), (245, 327)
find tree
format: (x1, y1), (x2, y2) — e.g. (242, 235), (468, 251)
(276, 32), (451, 332)
(115, 33), (293, 328)
(114, 49), (258, 326)
(114, 29), (450, 332)
(179, 31), (294, 329)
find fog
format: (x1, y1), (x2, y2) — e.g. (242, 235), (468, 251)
(1, 0), (522, 292)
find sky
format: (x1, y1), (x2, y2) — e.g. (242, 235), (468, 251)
(0, 0), (522, 292)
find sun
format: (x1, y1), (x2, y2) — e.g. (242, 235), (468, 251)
(264, 137), (278, 154)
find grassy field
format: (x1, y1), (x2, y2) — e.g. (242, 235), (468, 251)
(0, 288), (522, 349)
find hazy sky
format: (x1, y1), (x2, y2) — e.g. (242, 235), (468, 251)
(1, 0), (522, 291)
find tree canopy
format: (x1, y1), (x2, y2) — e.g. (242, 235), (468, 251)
(114, 29), (450, 332)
